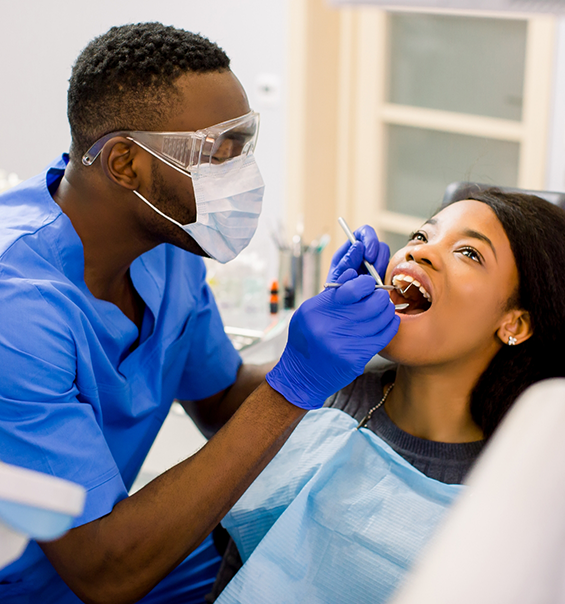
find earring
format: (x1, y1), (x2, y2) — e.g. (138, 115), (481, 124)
(507, 336), (517, 346)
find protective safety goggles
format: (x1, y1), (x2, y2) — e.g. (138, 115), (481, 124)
(82, 110), (260, 175)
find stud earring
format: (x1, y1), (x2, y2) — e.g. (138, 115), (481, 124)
(507, 336), (517, 346)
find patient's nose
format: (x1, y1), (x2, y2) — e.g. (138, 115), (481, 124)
(406, 247), (435, 268)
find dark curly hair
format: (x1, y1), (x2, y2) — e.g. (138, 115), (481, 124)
(67, 22), (230, 162)
(443, 189), (565, 438)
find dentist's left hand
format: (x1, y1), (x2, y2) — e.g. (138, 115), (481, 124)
(327, 225), (390, 283)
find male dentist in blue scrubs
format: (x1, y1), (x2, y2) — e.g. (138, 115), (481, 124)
(0, 22), (399, 604)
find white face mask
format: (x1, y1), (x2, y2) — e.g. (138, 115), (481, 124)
(133, 154), (265, 263)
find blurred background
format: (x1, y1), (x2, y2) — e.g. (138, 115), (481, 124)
(3, 0), (565, 278)
(2, 0), (565, 484)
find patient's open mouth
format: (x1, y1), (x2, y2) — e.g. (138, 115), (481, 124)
(390, 274), (432, 315)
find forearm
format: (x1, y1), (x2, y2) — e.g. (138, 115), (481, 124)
(213, 361), (275, 423)
(181, 361), (275, 437)
(41, 382), (305, 604)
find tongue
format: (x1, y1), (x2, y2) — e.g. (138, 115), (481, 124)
(402, 302), (427, 315)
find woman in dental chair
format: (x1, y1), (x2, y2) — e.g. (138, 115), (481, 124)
(212, 188), (565, 604)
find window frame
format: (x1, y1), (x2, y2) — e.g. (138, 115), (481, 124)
(338, 7), (556, 240)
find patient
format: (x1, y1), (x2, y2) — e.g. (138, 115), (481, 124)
(210, 189), (565, 604)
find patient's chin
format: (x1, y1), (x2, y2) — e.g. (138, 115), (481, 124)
(379, 345), (428, 368)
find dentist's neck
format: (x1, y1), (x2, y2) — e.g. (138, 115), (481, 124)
(53, 165), (158, 301)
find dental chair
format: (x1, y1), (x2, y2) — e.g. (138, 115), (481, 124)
(0, 462), (85, 570)
(442, 181), (565, 210)
(391, 379), (565, 604)
(389, 182), (565, 603)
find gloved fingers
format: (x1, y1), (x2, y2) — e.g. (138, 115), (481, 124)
(333, 239), (352, 264)
(354, 225), (379, 265)
(374, 241), (391, 281)
(326, 239), (352, 281)
(316, 267), (356, 303)
(348, 304), (399, 341)
(335, 267), (359, 285)
(329, 225), (383, 281)
(334, 274), (377, 305)
(370, 313), (400, 344)
(342, 291), (397, 331)
(328, 242), (364, 282)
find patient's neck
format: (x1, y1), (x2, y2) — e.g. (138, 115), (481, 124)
(384, 363), (485, 443)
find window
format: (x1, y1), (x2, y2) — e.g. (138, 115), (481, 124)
(286, 2), (556, 266)
(339, 9), (555, 252)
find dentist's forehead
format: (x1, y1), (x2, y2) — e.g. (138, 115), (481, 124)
(167, 71), (250, 131)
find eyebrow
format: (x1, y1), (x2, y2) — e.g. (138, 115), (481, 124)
(422, 218), (498, 260)
(462, 229), (497, 260)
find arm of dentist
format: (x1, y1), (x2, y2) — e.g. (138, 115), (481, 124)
(40, 273), (399, 604)
(179, 361), (276, 439)
(180, 224), (389, 437)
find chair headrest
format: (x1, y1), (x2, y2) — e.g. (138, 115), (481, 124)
(442, 182), (565, 211)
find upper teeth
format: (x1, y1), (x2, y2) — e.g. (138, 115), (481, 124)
(392, 274), (431, 301)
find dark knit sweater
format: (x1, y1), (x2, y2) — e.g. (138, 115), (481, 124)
(324, 360), (485, 485)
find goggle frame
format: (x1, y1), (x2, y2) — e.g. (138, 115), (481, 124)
(82, 110), (260, 175)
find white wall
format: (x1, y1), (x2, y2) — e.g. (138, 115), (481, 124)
(0, 0), (287, 281)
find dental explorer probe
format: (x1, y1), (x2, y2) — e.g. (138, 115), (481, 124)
(338, 217), (384, 287)
(325, 217), (409, 310)
(323, 281), (409, 310)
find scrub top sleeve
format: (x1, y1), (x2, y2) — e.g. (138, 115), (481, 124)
(176, 281), (242, 401)
(0, 281), (127, 527)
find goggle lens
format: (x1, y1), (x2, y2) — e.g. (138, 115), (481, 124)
(202, 116), (258, 166)
(82, 110), (259, 174)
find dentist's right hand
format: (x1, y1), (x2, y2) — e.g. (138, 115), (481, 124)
(266, 268), (400, 410)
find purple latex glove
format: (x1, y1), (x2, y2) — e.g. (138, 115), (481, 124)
(266, 269), (400, 410)
(327, 225), (390, 283)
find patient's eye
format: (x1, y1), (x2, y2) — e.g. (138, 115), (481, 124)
(460, 247), (482, 263)
(409, 231), (428, 243)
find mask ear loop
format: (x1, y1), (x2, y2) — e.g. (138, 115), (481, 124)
(129, 138), (197, 230)
(132, 189), (187, 231)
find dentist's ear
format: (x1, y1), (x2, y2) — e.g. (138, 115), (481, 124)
(497, 309), (533, 346)
(100, 138), (146, 191)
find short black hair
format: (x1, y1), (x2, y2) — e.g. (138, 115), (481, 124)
(67, 22), (230, 162)
(443, 189), (565, 438)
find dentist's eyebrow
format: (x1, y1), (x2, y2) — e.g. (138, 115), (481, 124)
(462, 228), (498, 260)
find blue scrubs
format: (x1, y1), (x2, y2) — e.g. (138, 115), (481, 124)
(0, 155), (242, 603)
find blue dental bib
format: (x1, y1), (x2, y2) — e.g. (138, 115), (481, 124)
(219, 408), (464, 604)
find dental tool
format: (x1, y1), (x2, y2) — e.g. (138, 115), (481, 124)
(334, 217), (409, 310)
(391, 274), (432, 302)
(323, 282), (409, 310)
(323, 282), (396, 291)
(398, 282), (416, 295)
(338, 217), (384, 287)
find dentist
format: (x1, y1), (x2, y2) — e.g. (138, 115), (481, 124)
(0, 23), (398, 604)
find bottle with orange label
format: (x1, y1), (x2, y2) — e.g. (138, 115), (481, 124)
(269, 280), (279, 315)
